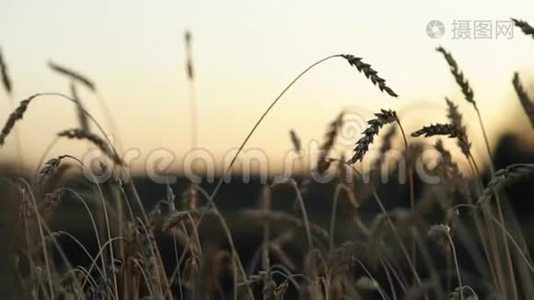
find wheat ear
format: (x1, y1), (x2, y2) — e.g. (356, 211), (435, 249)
(512, 73), (534, 128)
(289, 129), (302, 154)
(436, 46), (494, 175)
(0, 95), (37, 146)
(0, 47), (12, 95)
(57, 128), (123, 165)
(347, 109), (398, 164)
(512, 18), (534, 39)
(445, 98), (472, 157)
(48, 61), (96, 91)
(317, 112), (344, 174)
(188, 54), (396, 294)
(341, 54), (398, 97)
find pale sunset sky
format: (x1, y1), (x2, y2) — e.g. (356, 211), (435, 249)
(1, 0), (534, 174)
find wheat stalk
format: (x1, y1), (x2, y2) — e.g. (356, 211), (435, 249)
(191, 54), (397, 263)
(512, 18), (534, 39)
(347, 109), (397, 164)
(436, 46), (494, 174)
(182, 54), (398, 297)
(512, 72), (534, 128)
(477, 164), (534, 204)
(185, 31), (194, 81)
(184, 30), (198, 148)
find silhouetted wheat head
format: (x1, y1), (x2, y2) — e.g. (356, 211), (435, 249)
(341, 54), (398, 97)
(412, 123), (457, 138)
(347, 109), (397, 164)
(512, 18), (534, 39)
(184, 31), (194, 80)
(478, 164), (534, 204)
(317, 112), (344, 174)
(436, 47), (476, 107)
(289, 129), (302, 153)
(445, 98), (471, 156)
(57, 128), (123, 165)
(0, 47), (12, 95)
(0, 94), (39, 146)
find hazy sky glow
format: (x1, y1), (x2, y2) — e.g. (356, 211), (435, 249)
(1, 0), (534, 175)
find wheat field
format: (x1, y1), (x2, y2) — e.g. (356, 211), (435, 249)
(2, 15), (534, 300)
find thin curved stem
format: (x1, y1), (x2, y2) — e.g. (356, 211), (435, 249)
(188, 79), (198, 149)
(19, 180), (54, 299)
(329, 184), (343, 249)
(8, 94), (25, 172)
(205, 54), (342, 209)
(395, 118), (417, 282)
(182, 55), (341, 298)
(354, 259), (388, 300)
(290, 179), (313, 249)
(95, 92), (122, 151)
(468, 153), (506, 294)
(453, 204), (534, 273)
(82, 237), (126, 289)
(474, 106), (495, 176)
(447, 233), (464, 300)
